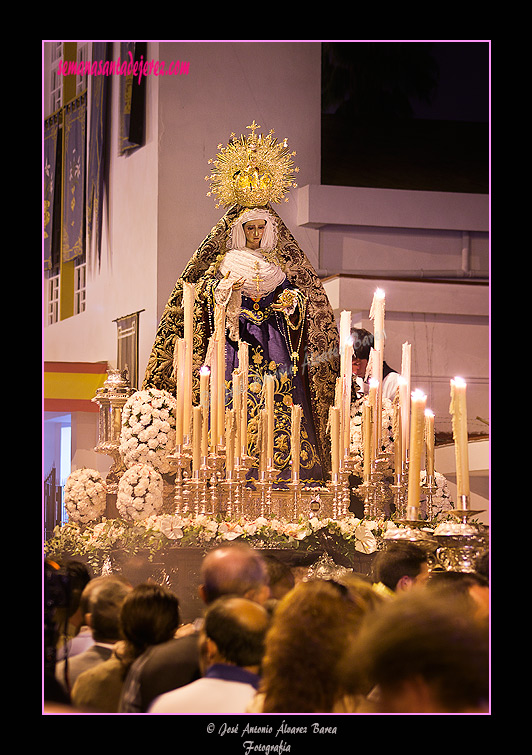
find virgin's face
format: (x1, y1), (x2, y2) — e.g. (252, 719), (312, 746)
(243, 220), (266, 250)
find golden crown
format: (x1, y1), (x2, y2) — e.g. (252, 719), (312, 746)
(205, 121), (299, 208)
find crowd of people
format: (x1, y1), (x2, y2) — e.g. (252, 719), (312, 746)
(44, 540), (489, 715)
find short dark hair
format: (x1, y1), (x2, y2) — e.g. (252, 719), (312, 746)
(372, 543), (427, 591)
(350, 328), (374, 361)
(120, 583), (180, 654)
(204, 596), (269, 667)
(88, 578), (132, 642)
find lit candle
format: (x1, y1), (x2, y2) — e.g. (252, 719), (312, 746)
(182, 282), (195, 442)
(199, 366), (210, 457)
(264, 374), (275, 464)
(406, 389), (427, 517)
(450, 377), (470, 503)
(370, 288), (386, 353)
(425, 409), (435, 479)
(329, 405), (340, 477)
(192, 405), (202, 472)
(291, 403), (302, 482)
(175, 338), (186, 447)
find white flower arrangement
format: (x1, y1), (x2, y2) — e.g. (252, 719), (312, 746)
(117, 463), (164, 521)
(120, 388), (177, 475)
(141, 513), (381, 554)
(64, 468), (107, 524)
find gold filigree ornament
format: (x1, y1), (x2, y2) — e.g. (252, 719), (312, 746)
(205, 120), (299, 208)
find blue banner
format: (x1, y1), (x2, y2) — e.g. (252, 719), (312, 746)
(62, 94), (86, 263)
(44, 113), (60, 270)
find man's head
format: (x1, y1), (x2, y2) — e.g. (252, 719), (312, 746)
(83, 576), (133, 643)
(199, 544), (270, 606)
(372, 543), (429, 593)
(341, 590), (489, 713)
(199, 595), (270, 673)
(349, 328), (374, 378)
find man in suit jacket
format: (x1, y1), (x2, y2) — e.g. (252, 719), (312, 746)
(119, 543), (270, 712)
(55, 575), (132, 695)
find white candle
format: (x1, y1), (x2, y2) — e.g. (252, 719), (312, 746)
(339, 310), (351, 376)
(425, 409), (435, 478)
(232, 370), (241, 462)
(209, 339), (218, 453)
(342, 342), (353, 457)
(182, 282), (195, 442)
(407, 389), (427, 516)
(368, 378), (379, 462)
(329, 405), (340, 477)
(394, 400), (402, 477)
(199, 366), (210, 457)
(401, 344), (411, 459)
(363, 401), (372, 483)
(225, 409), (235, 474)
(370, 288), (386, 353)
(175, 338), (185, 447)
(192, 405), (202, 472)
(216, 306), (226, 447)
(259, 409), (268, 473)
(264, 374), (275, 464)
(238, 342), (249, 457)
(450, 377), (470, 501)
(291, 403), (302, 482)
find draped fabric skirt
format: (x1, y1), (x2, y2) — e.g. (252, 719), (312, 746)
(224, 282), (324, 488)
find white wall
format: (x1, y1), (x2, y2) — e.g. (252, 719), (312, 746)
(154, 41), (323, 322)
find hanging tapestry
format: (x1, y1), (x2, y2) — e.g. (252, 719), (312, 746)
(62, 94), (87, 263)
(87, 42), (112, 270)
(44, 113), (61, 271)
(118, 42), (147, 155)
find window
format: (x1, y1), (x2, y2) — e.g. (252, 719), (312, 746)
(47, 271), (60, 325)
(49, 42), (63, 113)
(74, 258), (86, 314)
(75, 42), (90, 96)
(115, 311), (144, 390)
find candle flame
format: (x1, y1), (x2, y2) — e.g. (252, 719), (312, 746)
(425, 408), (434, 418)
(452, 376), (467, 387)
(200, 366), (210, 376)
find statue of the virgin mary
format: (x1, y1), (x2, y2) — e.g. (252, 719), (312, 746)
(142, 123), (339, 485)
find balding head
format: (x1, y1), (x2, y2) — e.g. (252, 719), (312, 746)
(199, 544), (270, 605)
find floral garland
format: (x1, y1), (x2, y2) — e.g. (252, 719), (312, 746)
(64, 468), (107, 524)
(119, 388), (176, 475)
(44, 512), (402, 573)
(117, 463), (164, 521)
